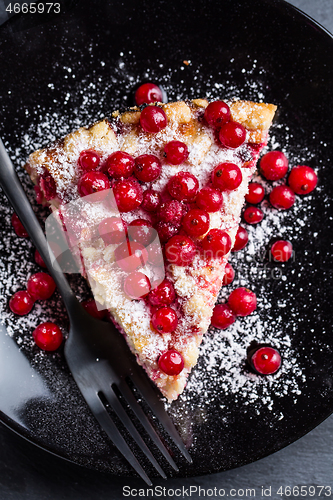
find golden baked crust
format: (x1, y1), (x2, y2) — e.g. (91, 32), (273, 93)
(25, 98), (276, 400)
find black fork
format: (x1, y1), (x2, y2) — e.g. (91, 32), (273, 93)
(0, 139), (192, 484)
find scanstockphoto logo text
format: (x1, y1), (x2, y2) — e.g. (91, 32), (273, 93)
(123, 485), (257, 497)
(230, 247), (296, 283)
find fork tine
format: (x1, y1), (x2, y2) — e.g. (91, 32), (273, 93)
(100, 384), (167, 479)
(117, 380), (179, 472)
(129, 371), (192, 463)
(84, 390), (153, 485)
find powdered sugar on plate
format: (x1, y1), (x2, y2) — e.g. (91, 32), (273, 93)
(0, 54), (319, 423)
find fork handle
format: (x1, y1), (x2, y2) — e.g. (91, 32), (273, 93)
(0, 138), (77, 308)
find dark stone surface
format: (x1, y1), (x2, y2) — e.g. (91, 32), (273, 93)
(0, 0), (332, 498)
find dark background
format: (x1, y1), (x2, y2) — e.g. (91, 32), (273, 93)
(0, 0), (332, 498)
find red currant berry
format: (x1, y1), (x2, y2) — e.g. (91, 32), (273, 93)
(158, 349), (184, 375)
(27, 272), (56, 300)
(32, 322), (63, 351)
(245, 183), (265, 204)
(212, 163), (242, 191)
(140, 106), (167, 133)
(148, 279), (176, 307)
(243, 206), (264, 224)
(128, 219), (154, 246)
(9, 291), (34, 315)
(222, 263), (235, 286)
(124, 271), (151, 299)
(78, 171), (110, 200)
(232, 226), (248, 252)
(168, 171), (199, 201)
(260, 151), (288, 181)
(78, 150), (100, 171)
(165, 235), (196, 266)
(141, 189), (161, 212)
(228, 287), (257, 317)
(150, 269), (165, 289)
(98, 217), (127, 245)
(219, 121), (246, 148)
(201, 229), (231, 259)
(164, 140), (189, 165)
(146, 242), (164, 266)
(250, 346), (281, 375)
(152, 307), (178, 333)
(135, 83), (163, 106)
(204, 100), (231, 128)
(34, 249), (47, 268)
(81, 298), (107, 320)
(211, 304), (236, 329)
(157, 200), (184, 226)
(113, 178), (143, 212)
(288, 165), (317, 195)
(182, 209), (210, 237)
(106, 151), (134, 179)
(114, 241), (148, 272)
(269, 185), (295, 210)
(39, 174), (57, 201)
(134, 154), (162, 182)
(155, 221), (179, 243)
(196, 186), (223, 212)
(270, 240), (293, 262)
(11, 213), (29, 238)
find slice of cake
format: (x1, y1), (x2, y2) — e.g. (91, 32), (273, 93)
(25, 98), (276, 400)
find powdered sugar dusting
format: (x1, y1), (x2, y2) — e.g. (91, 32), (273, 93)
(0, 54), (319, 424)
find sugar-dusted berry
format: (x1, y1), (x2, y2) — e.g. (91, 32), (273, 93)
(158, 349), (184, 375)
(9, 291), (34, 315)
(106, 151), (134, 179)
(78, 150), (100, 171)
(152, 307), (178, 333)
(98, 217), (127, 245)
(222, 263), (235, 286)
(113, 178), (143, 212)
(164, 140), (189, 165)
(78, 171), (110, 199)
(228, 287), (257, 317)
(27, 272), (56, 301)
(201, 229), (231, 259)
(168, 171), (199, 201)
(204, 100), (231, 128)
(148, 279), (176, 307)
(243, 206), (264, 224)
(212, 163), (242, 191)
(211, 304), (236, 329)
(140, 106), (167, 133)
(134, 154), (162, 182)
(165, 235), (196, 266)
(135, 83), (163, 106)
(249, 345), (281, 375)
(32, 322), (63, 351)
(219, 121), (246, 149)
(11, 213), (29, 238)
(288, 165), (317, 195)
(245, 183), (265, 204)
(269, 185), (295, 210)
(196, 186), (223, 212)
(182, 209), (210, 237)
(232, 226), (248, 252)
(260, 151), (288, 181)
(270, 240), (293, 262)
(124, 271), (151, 299)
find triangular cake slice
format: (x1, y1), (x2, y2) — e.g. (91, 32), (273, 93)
(25, 98), (276, 400)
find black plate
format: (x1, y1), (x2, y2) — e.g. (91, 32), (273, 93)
(0, 0), (333, 478)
